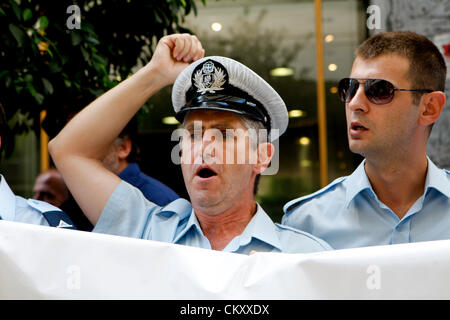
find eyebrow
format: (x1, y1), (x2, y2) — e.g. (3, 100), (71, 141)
(184, 122), (240, 131)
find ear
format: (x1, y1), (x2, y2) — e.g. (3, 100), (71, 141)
(254, 142), (274, 175)
(419, 91), (446, 127)
(117, 138), (132, 160)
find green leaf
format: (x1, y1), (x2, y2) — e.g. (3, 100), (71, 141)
(80, 46), (90, 62)
(42, 78), (54, 95)
(71, 32), (82, 46)
(39, 15), (49, 30)
(24, 74), (33, 83)
(0, 7), (6, 16)
(22, 8), (32, 21)
(8, 0), (21, 21)
(15, 84), (24, 94)
(14, 76), (24, 84)
(0, 70), (9, 80)
(47, 40), (62, 58)
(5, 77), (12, 88)
(85, 36), (100, 45)
(45, 46), (53, 58)
(25, 82), (36, 97)
(88, 88), (102, 97)
(48, 60), (62, 73)
(9, 110), (34, 129)
(34, 92), (44, 105)
(8, 24), (26, 46)
(92, 53), (107, 65)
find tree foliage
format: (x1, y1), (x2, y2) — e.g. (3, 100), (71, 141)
(0, 0), (204, 157)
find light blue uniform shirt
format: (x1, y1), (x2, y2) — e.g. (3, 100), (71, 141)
(94, 180), (332, 254)
(283, 158), (450, 250)
(0, 174), (74, 228)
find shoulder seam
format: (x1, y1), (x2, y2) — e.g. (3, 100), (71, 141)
(283, 176), (347, 213)
(275, 223), (331, 249)
(26, 199), (62, 213)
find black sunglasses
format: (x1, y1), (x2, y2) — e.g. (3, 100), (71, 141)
(338, 78), (433, 105)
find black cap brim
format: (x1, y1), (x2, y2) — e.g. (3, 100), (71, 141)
(176, 93), (270, 130)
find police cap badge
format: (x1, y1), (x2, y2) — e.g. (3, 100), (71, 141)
(172, 56), (288, 141)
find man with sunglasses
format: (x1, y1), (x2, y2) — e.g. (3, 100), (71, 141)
(283, 31), (449, 249)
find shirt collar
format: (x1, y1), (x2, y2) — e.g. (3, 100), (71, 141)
(172, 203), (283, 252)
(344, 157), (450, 208)
(0, 175), (16, 220)
(172, 207), (204, 243)
(424, 157), (450, 198)
(237, 204), (283, 251)
(344, 159), (374, 208)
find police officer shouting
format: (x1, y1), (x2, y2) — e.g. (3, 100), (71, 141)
(49, 34), (330, 254)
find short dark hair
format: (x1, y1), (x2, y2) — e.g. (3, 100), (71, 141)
(356, 31), (447, 104)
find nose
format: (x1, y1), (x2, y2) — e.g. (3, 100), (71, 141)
(202, 129), (217, 159)
(347, 82), (370, 113)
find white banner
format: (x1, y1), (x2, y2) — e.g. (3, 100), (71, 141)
(1, 220), (450, 300)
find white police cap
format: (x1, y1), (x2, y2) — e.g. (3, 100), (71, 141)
(172, 56), (288, 141)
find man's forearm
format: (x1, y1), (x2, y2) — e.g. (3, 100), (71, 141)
(47, 34), (204, 224)
(49, 65), (163, 161)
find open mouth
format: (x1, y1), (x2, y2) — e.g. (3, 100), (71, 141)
(351, 122), (368, 131)
(196, 167), (218, 179)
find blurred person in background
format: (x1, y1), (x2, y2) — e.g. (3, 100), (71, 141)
(102, 117), (179, 206)
(0, 102), (75, 229)
(33, 169), (93, 231)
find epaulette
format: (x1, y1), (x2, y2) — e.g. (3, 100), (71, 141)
(283, 176), (347, 213)
(275, 223), (333, 250)
(27, 199), (60, 213)
(27, 199), (76, 229)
